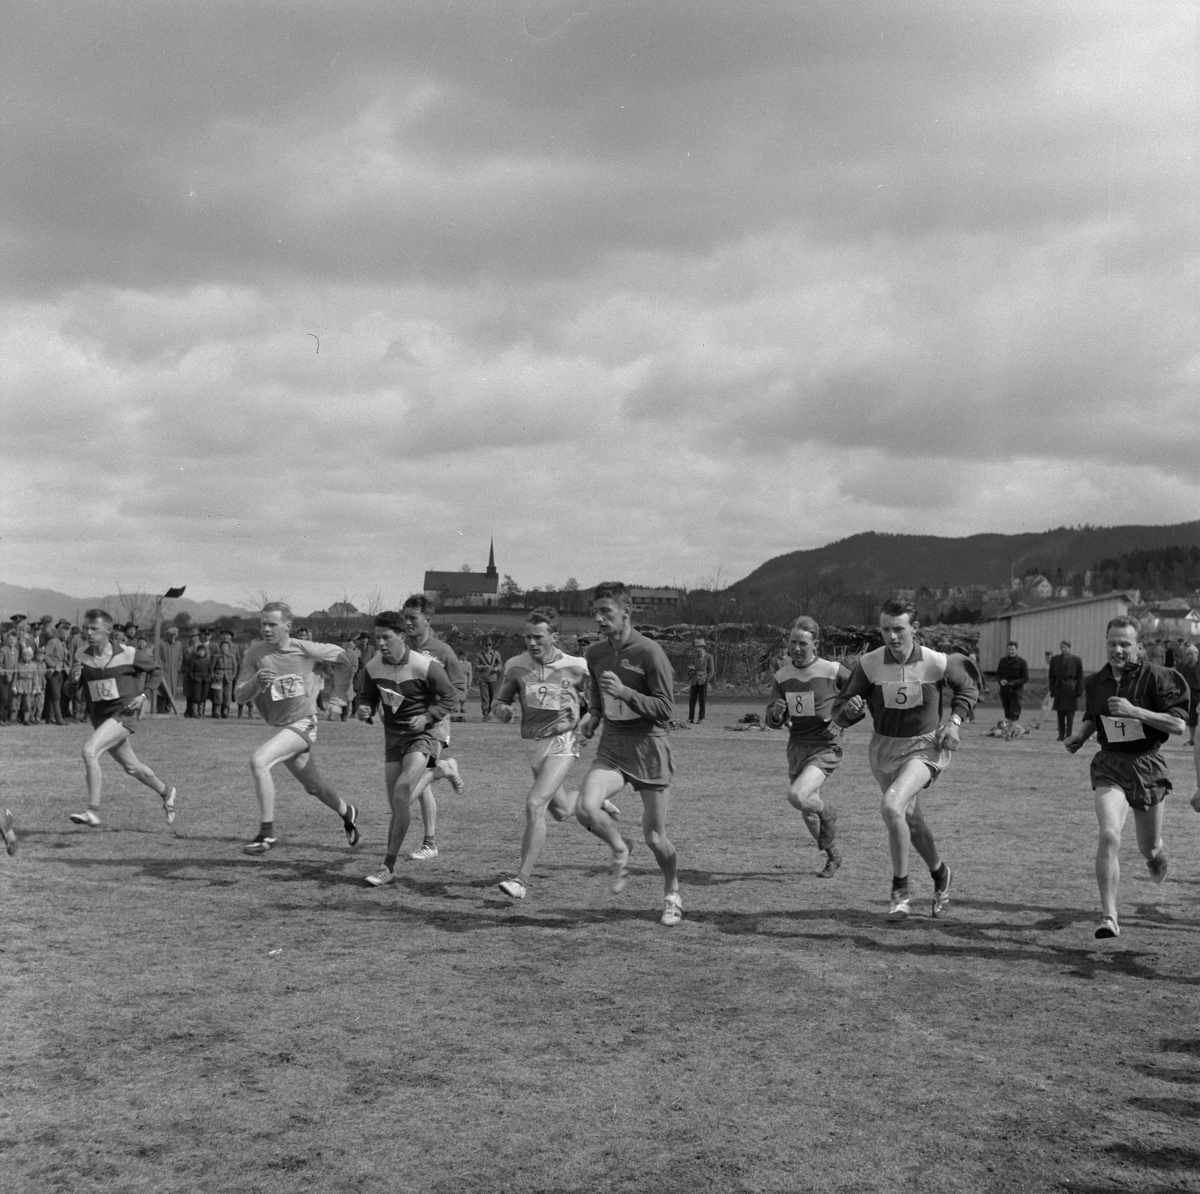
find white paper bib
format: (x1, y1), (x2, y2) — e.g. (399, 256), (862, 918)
(87, 678), (120, 701)
(1101, 715), (1145, 743)
(785, 690), (816, 718)
(881, 681), (924, 709)
(269, 674), (305, 702)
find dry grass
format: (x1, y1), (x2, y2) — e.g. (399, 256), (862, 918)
(3, 706), (1200, 1193)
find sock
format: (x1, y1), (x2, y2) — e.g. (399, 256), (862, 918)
(892, 874), (909, 892)
(259, 821), (275, 839)
(422, 837), (435, 848)
(384, 854), (397, 871)
(931, 861), (948, 885)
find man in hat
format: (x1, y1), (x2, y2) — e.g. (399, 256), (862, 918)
(41, 622), (69, 725)
(156, 626), (184, 713)
(687, 636), (716, 723)
(475, 639), (502, 721)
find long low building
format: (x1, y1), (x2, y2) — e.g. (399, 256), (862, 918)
(978, 592), (1135, 673)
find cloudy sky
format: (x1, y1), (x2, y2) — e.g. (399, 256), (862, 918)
(3, 0), (1197, 613)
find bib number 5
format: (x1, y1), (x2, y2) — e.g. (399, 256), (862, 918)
(881, 681), (924, 710)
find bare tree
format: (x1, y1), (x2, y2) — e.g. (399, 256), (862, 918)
(114, 582), (155, 627)
(363, 587), (386, 617)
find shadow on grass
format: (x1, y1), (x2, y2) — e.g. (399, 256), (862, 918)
(1133, 1063), (1200, 1085)
(1104, 1142), (1200, 1170)
(1161, 1038), (1200, 1055)
(1127, 1096), (1200, 1119)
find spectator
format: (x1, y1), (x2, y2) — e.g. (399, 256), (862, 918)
(12, 646), (43, 724)
(183, 644), (213, 717)
(1178, 643), (1200, 748)
(475, 640), (502, 720)
(41, 623), (68, 725)
(0, 629), (20, 725)
(156, 625), (184, 713)
(687, 636), (716, 724)
(211, 636), (238, 718)
(995, 641), (1029, 722)
(1048, 640), (1085, 741)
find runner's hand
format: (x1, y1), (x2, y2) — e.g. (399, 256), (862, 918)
(578, 713), (600, 741)
(1063, 732), (1084, 754)
(356, 704), (372, 721)
(598, 671), (626, 699)
(492, 703), (514, 724)
(934, 721), (961, 751)
(256, 668), (275, 689)
(1107, 696), (1137, 718)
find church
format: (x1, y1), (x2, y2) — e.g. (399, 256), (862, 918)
(423, 541), (501, 608)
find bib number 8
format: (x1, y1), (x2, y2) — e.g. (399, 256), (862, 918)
(785, 691), (816, 718)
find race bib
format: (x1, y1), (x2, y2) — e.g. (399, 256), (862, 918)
(603, 694), (639, 721)
(378, 688), (405, 711)
(785, 691), (816, 718)
(881, 681), (924, 710)
(523, 677), (563, 711)
(87, 678), (120, 701)
(269, 674), (305, 702)
(1101, 715), (1146, 743)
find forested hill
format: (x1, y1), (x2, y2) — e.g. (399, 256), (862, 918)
(729, 522), (1200, 597)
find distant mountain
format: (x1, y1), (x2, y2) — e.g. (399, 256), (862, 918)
(0, 582), (249, 626)
(729, 522), (1200, 599)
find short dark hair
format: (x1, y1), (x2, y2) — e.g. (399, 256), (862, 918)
(402, 594), (435, 615)
(591, 581), (632, 609)
(526, 606), (560, 633)
(789, 616), (820, 639)
(1007, 640), (1019, 648)
(1060, 640), (1071, 648)
(374, 611), (405, 633)
(879, 597), (917, 622)
(1106, 616), (1141, 639)
(84, 608), (114, 626)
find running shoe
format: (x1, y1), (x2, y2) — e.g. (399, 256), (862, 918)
(242, 834), (277, 856)
(601, 799), (622, 821)
(69, 809), (102, 828)
(439, 757), (465, 795)
(161, 786), (177, 826)
(611, 837), (633, 894)
(1147, 851), (1168, 884)
(498, 878), (527, 900)
(410, 844), (439, 860)
(343, 803), (360, 847)
(818, 849), (841, 880)
(660, 892), (683, 927)
(3, 809), (16, 856)
(364, 865), (395, 887)
(1095, 916), (1120, 939)
(932, 866), (953, 917)
(887, 889), (912, 921)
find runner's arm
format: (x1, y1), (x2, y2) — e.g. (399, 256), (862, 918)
(765, 677), (787, 729)
(233, 648), (264, 704)
(419, 661), (458, 727)
(830, 662), (871, 728)
(611, 650), (675, 722)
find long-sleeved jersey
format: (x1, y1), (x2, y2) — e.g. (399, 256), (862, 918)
(832, 645), (978, 739)
(767, 658), (852, 744)
(496, 650), (588, 739)
(585, 631), (674, 734)
(73, 643), (162, 723)
(358, 648), (457, 731)
(234, 639), (353, 726)
(1083, 661), (1188, 754)
(408, 633), (467, 742)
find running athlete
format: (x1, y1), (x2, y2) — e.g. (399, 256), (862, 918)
(356, 612), (458, 887)
(492, 607), (620, 900)
(765, 616), (864, 878)
(831, 598), (978, 921)
(1065, 616), (1188, 939)
(234, 603), (359, 855)
(67, 608), (177, 828)
(575, 582), (682, 926)
(400, 595), (467, 860)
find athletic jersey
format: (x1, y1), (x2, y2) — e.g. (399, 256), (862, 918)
(408, 633), (466, 742)
(358, 648), (457, 731)
(496, 650), (588, 739)
(767, 658), (851, 744)
(74, 642), (162, 722)
(1083, 661), (1188, 754)
(585, 631), (674, 735)
(832, 644), (978, 739)
(234, 639), (353, 726)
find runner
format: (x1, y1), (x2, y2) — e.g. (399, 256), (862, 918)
(400, 595), (467, 860)
(1065, 616), (1188, 939)
(67, 608), (177, 829)
(356, 612), (458, 887)
(234, 603), (359, 856)
(765, 616), (864, 878)
(493, 608), (620, 900)
(574, 582), (682, 926)
(831, 598), (978, 921)
(2, 809), (14, 856)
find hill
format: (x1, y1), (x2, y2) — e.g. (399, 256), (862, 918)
(728, 521), (1200, 602)
(0, 582), (248, 626)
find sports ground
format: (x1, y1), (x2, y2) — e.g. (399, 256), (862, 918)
(4, 706), (1200, 1193)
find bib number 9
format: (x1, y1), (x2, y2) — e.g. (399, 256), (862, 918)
(524, 678), (563, 711)
(882, 681), (924, 710)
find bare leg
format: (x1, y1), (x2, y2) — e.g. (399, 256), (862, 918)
(513, 754), (576, 884)
(788, 765), (830, 843)
(412, 770), (437, 842)
(576, 767), (628, 854)
(249, 729), (310, 823)
(1132, 802), (1165, 865)
(282, 749), (347, 817)
(82, 720), (164, 809)
(638, 786), (678, 896)
(880, 761), (940, 878)
(109, 738), (169, 798)
(385, 754), (429, 858)
(1094, 785), (1130, 923)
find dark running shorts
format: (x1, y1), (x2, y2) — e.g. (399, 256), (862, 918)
(786, 739), (843, 782)
(592, 727), (675, 789)
(1090, 749), (1171, 811)
(384, 725), (444, 766)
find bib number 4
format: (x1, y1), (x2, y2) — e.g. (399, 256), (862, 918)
(1100, 715), (1146, 743)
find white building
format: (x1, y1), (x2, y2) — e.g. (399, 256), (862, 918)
(977, 592), (1136, 673)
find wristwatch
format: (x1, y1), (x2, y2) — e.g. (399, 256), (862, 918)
(949, 714), (963, 727)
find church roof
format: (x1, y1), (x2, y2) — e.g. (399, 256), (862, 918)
(424, 571), (499, 597)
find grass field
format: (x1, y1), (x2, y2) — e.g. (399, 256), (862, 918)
(4, 704), (1200, 1193)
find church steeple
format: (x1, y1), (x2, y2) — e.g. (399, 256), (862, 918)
(485, 538), (497, 579)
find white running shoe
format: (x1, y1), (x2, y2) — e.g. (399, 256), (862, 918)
(3, 809), (16, 856)
(661, 892), (683, 927)
(69, 809), (102, 828)
(611, 837), (632, 894)
(498, 878), (527, 899)
(161, 786), (177, 825)
(410, 844), (439, 860)
(364, 866), (395, 887)
(887, 890), (912, 921)
(438, 757), (465, 795)
(601, 799), (621, 820)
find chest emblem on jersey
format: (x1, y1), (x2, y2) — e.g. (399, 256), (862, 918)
(619, 661), (645, 675)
